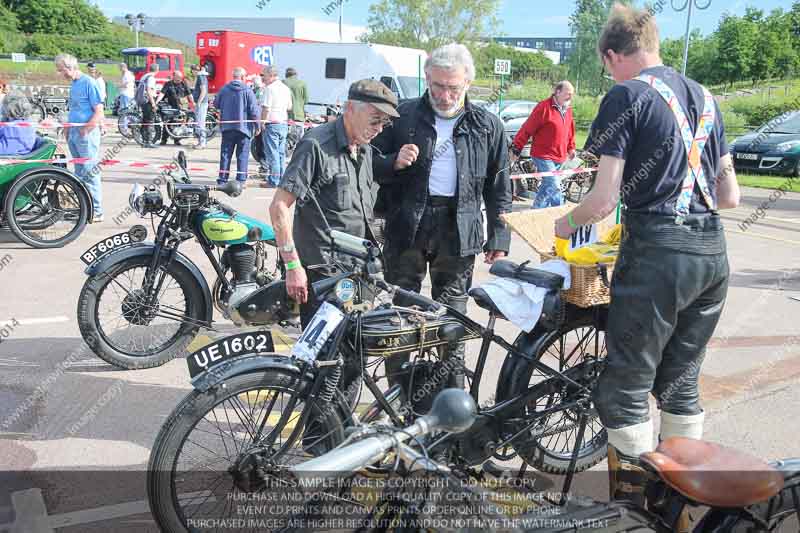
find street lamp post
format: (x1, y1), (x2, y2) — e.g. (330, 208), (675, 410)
(671, 0), (712, 75)
(125, 13), (147, 47)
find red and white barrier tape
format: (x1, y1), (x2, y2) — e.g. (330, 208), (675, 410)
(0, 118), (322, 129)
(0, 155), (596, 181)
(510, 167), (596, 180)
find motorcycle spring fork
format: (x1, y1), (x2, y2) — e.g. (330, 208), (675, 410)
(319, 365), (342, 403)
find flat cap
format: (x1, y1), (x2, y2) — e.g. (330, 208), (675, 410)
(348, 79), (399, 117)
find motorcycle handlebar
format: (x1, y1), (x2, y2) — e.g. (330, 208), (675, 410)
(217, 203), (237, 217)
(393, 286), (442, 313)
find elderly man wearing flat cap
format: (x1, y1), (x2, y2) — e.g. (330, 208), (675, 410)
(269, 78), (399, 325)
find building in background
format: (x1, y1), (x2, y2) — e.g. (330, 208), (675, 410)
(111, 17), (367, 46)
(492, 37), (577, 63)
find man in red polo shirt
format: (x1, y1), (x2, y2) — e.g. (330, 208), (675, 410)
(510, 81), (576, 208)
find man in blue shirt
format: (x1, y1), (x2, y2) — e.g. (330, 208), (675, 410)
(56, 53), (105, 222)
(215, 67), (259, 184)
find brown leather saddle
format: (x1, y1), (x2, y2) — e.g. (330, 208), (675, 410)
(640, 437), (784, 508)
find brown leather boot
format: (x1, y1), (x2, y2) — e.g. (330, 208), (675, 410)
(607, 445), (650, 507)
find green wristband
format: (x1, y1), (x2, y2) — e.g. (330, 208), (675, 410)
(285, 260), (301, 271)
(567, 213), (579, 229)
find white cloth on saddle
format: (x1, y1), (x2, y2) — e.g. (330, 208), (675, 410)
(477, 260), (571, 333)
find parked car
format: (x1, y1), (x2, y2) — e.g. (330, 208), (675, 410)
(499, 100), (537, 122)
(730, 111), (800, 177)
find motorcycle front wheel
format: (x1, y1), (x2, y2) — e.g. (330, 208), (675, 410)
(147, 370), (346, 533)
(77, 254), (208, 369)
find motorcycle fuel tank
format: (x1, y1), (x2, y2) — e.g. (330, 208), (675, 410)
(197, 211), (276, 245)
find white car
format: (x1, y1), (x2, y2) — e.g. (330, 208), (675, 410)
(499, 101), (538, 122)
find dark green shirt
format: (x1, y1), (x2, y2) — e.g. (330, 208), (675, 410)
(284, 76), (308, 122)
(279, 117), (377, 266)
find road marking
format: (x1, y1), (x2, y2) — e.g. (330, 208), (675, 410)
(727, 229), (800, 246)
(4, 489), (215, 532)
(8, 317), (70, 326)
(0, 358), (39, 367)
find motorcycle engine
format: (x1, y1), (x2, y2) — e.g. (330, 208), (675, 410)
(214, 243), (276, 325)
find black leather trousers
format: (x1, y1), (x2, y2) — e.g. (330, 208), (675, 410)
(593, 212), (730, 429)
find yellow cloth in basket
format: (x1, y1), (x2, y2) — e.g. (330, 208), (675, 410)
(554, 224), (622, 265)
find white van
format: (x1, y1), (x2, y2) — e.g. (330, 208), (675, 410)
(272, 42), (428, 116)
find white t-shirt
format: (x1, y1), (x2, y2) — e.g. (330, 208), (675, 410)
(428, 115), (459, 197)
(94, 75), (106, 102)
(260, 79), (292, 123)
(120, 71), (135, 98)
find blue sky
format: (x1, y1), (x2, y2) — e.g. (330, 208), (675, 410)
(95, 0), (793, 40)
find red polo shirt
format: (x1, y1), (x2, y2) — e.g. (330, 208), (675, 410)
(512, 96), (576, 163)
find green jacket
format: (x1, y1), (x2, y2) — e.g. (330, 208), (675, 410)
(284, 76), (308, 122)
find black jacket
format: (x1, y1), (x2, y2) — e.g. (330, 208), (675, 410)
(372, 95), (512, 256)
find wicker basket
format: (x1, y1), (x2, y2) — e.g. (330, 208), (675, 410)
(501, 205), (617, 307)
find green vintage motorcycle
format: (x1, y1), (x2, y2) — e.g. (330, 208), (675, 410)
(76, 151), (291, 370)
(0, 136), (92, 248)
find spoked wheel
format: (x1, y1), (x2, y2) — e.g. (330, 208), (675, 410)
(563, 176), (593, 203)
(4, 171), (89, 248)
(147, 371), (345, 533)
(506, 317), (608, 474)
(165, 113), (196, 140)
(77, 255), (207, 369)
(131, 114), (164, 147)
(28, 101), (46, 125)
(117, 108), (135, 139)
(205, 111), (219, 140)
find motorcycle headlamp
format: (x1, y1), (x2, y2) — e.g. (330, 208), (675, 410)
(129, 183), (164, 216)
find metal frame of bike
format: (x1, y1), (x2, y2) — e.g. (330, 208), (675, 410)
(218, 245), (607, 503)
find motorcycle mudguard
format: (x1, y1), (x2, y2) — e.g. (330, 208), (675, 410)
(190, 353), (309, 393)
(84, 243), (213, 324)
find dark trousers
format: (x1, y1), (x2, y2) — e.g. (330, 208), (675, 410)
(141, 102), (156, 145)
(219, 130), (251, 184)
(593, 213), (729, 429)
(383, 199), (476, 391)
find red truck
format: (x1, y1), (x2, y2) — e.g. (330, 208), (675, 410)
(121, 47), (184, 89)
(196, 31), (316, 93)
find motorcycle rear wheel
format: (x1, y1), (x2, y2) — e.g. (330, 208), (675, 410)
(77, 255), (207, 369)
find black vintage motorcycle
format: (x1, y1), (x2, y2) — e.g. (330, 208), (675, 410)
(76, 152), (288, 369)
(147, 226), (609, 532)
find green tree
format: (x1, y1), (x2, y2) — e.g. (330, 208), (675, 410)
(470, 41), (555, 80)
(15, 0), (107, 34)
(715, 12), (758, 86)
(567, 0), (630, 96)
(363, 0), (500, 51)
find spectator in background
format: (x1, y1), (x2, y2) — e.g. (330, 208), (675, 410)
(259, 65), (292, 187)
(250, 73), (264, 102)
(510, 81), (576, 208)
(190, 63), (209, 149)
(215, 67), (260, 185)
(87, 63), (107, 104)
(284, 67), (308, 139)
(137, 63), (159, 149)
(118, 63), (135, 130)
(156, 70), (195, 146)
(56, 53), (105, 222)
(0, 93), (37, 156)
(0, 79), (9, 120)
